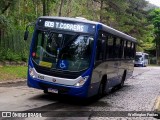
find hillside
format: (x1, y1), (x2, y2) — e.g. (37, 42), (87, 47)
(144, 2), (160, 11)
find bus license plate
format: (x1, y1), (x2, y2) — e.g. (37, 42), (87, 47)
(48, 88), (58, 94)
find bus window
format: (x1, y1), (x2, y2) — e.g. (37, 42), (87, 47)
(96, 32), (106, 60)
(130, 42), (135, 58)
(105, 35), (108, 59)
(126, 41), (131, 58)
(145, 54), (149, 59)
(129, 42), (132, 58)
(114, 38), (121, 58)
(107, 35), (114, 59)
(119, 39), (124, 58)
(124, 41), (127, 58)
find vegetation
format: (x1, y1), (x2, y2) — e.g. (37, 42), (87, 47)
(0, 0), (160, 64)
(0, 66), (27, 81)
(149, 9), (160, 64)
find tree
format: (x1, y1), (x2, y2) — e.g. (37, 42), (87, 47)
(149, 9), (160, 64)
(58, 0), (64, 16)
(0, 0), (156, 62)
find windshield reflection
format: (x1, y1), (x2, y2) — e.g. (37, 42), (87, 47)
(135, 55), (142, 61)
(32, 30), (94, 72)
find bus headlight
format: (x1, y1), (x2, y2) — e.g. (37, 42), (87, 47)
(29, 66), (35, 78)
(74, 76), (89, 87)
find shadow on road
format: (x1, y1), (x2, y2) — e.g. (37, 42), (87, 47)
(27, 85), (134, 109)
(28, 93), (105, 107)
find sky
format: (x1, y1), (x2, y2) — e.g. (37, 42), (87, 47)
(146, 0), (160, 7)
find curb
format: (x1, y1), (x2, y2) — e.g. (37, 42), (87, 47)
(154, 96), (160, 119)
(0, 79), (26, 84)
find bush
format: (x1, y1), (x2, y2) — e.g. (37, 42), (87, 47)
(21, 50), (29, 62)
(0, 29), (31, 62)
(0, 48), (28, 62)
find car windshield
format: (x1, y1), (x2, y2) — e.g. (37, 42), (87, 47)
(32, 30), (94, 72)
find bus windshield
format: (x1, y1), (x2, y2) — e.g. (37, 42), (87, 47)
(135, 55), (142, 61)
(32, 30), (94, 72)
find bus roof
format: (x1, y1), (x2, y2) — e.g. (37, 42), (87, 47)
(136, 52), (149, 55)
(38, 16), (99, 25)
(101, 25), (137, 42)
(38, 16), (137, 42)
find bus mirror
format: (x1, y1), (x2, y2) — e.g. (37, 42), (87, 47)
(24, 30), (29, 41)
(24, 22), (35, 41)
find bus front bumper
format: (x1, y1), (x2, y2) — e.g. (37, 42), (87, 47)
(134, 63), (143, 67)
(27, 77), (88, 98)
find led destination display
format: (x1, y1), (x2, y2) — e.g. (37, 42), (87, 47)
(37, 18), (96, 33)
(44, 21), (85, 32)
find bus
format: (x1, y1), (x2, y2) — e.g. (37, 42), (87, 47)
(134, 52), (149, 67)
(24, 16), (137, 98)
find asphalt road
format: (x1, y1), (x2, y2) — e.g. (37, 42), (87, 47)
(0, 66), (160, 120)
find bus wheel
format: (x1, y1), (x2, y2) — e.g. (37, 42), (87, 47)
(97, 80), (106, 98)
(97, 83), (104, 98)
(118, 71), (126, 89)
(43, 90), (48, 94)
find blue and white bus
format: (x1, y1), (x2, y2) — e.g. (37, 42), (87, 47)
(134, 52), (149, 67)
(25, 16), (137, 98)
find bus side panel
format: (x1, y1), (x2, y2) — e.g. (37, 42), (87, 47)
(119, 60), (134, 80)
(127, 60), (134, 79)
(89, 60), (120, 96)
(89, 61), (108, 96)
(118, 60), (126, 82)
(106, 61), (120, 88)
(89, 59), (134, 97)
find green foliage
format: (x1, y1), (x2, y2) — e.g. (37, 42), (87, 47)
(149, 8), (160, 64)
(149, 9), (160, 34)
(0, 0), (157, 62)
(0, 15), (9, 29)
(4, 49), (21, 61)
(0, 30), (31, 62)
(0, 48), (28, 62)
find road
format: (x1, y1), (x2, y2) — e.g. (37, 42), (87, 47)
(0, 66), (160, 120)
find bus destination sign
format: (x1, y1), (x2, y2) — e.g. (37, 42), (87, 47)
(37, 19), (95, 33)
(44, 21), (85, 32)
